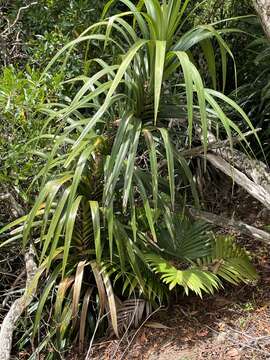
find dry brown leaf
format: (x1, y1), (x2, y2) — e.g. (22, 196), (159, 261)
(72, 260), (87, 328)
(144, 321), (170, 329)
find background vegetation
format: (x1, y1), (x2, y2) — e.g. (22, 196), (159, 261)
(0, 1), (269, 359)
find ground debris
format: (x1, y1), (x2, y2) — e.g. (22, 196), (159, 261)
(84, 190), (270, 360)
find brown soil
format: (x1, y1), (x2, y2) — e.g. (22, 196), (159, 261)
(85, 186), (270, 360)
(88, 256), (270, 360)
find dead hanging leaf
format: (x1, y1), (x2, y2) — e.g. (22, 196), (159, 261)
(144, 322), (170, 329)
(102, 271), (119, 338)
(72, 260), (87, 327)
(90, 261), (106, 316)
(79, 287), (93, 353)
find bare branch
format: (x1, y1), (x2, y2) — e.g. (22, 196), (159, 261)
(0, 246), (38, 360)
(180, 129), (261, 159)
(205, 153), (270, 209)
(1, 2), (38, 37)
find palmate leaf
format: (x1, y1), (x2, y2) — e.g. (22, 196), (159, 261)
(146, 253), (221, 297)
(197, 236), (258, 285)
(146, 235), (257, 297)
(102, 259), (168, 303)
(113, 298), (151, 335)
(157, 216), (212, 260)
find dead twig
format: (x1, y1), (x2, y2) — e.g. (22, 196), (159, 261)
(119, 306), (163, 360)
(1, 2), (38, 37)
(2, 270), (26, 308)
(206, 325), (270, 356)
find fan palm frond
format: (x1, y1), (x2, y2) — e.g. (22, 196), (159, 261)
(157, 216), (212, 259)
(197, 236), (258, 285)
(146, 234), (257, 297)
(108, 298), (152, 336)
(146, 252), (221, 296)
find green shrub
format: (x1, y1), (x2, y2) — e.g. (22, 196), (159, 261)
(0, 66), (63, 201)
(0, 0), (258, 357)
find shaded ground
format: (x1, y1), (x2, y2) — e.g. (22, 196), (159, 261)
(88, 251), (270, 360)
(86, 185), (270, 360)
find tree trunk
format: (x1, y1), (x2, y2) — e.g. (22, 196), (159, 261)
(253, 0), (270, 39)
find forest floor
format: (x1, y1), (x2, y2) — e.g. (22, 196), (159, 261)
(85, 186), (270, 360)
(9, 180), (270, 360)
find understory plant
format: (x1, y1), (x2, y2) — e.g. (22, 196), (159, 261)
(231, 24), (270, 158)
(1, 0), (258, 356)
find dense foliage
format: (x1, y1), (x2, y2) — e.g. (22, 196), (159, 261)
(0, 0), (107, 213)
(0, 0), (269, 358)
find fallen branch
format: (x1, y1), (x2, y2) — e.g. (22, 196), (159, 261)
(205, 153), (270, 210)
(213, 147), (270, 194)
(0, 246), (38, 360)
(180, 129), (261, 159)
(189, 208), (270, 245)
(193, 125), (270, 209)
